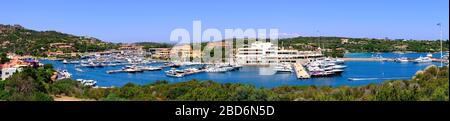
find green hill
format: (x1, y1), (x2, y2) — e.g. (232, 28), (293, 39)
(0, 24), (117, 56)
(279, 36), (448, 53)
(134, 42), (173, 49)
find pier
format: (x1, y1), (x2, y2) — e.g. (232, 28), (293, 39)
(293, 63), (310, 79)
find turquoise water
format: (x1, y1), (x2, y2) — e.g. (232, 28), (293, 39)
(41, 53), (441, 88)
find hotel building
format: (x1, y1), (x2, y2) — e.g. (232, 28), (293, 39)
(236, 42), (323, 65)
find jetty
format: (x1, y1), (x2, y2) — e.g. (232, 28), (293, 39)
(293, 63), (310, 79)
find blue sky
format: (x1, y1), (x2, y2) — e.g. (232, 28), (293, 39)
(0, 0), (448, 43)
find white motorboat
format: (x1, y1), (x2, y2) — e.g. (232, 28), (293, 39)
(76, 79), (97, 87)
(274, 64), (293, 73)
(335, 59), (345, 64)
(75, 68), (83, 72)
(122, 66), (144, 73)
(136, 66), (162, 71)
(413, 56), (432, 63)
(205, 67), (228, 73)
(305, 57), (347, 77)
(395, 57), (409, 63)
(330, 69), (344, 74)
(63, 59), (80, 64)
(332, 65), (347, 69)
(426, 53), (433, 58)
(57, 70), (72, 80)
(165, 69), (185, 77)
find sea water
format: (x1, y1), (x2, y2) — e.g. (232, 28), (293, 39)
(41, 53), (442, 88)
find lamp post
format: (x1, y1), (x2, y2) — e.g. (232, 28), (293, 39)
(437, 23), (443, 67)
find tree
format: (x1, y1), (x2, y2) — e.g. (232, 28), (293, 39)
(0, 52), (10, 64)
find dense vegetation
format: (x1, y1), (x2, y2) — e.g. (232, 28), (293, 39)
(135, 42), (174, 50)
(0, 64), (55, 101)
(0, 52), (10, 64)
(2, 64), (447, 101)
(0, 24), (118, 56)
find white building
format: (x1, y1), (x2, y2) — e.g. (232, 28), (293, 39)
(0, 67), (18, 81)
(236, 42), (323, 65)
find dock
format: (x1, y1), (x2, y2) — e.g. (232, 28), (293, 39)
(293, 63), (310, 79)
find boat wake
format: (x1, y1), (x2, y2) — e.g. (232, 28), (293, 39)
(348, 77), (411, 81)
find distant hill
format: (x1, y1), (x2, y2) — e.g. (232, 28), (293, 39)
(0, 24), (117, 56)
(133, 42), (173, 49)
(279, 36), (448, 53)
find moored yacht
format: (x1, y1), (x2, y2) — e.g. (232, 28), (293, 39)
(413, 56), (432, 63)
(136, 66), (162, 71)
(122, 66), (144, 73)
(304, 57), (347, 77)
(165, 68), (185, 77)
(76, 79), (97, 87)
(274, 63), (293, 73)
(57, 69), (72, 80)
(164, 62), (181, 68)
(395, 57), (409, 63)
(205, 67), (228, 73)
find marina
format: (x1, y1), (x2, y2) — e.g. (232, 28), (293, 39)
(40, 52), (446, 88)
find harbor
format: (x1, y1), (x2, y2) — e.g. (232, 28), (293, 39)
(40, 52), (447, 88)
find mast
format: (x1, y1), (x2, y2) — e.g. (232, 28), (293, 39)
(317, 30), (321, 50)
(438, 23), (443, 67)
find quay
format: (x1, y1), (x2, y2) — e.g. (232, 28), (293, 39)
(293, 63), (310, 79)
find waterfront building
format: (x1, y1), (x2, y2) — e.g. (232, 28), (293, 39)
(49, 43), (74, 49)
(118, 44), (144, 51)
(46, 51), (65, 57)
(341, 38), (349, 44)
(148, 48), (171, 59)
(0, 55), (34, 80)
(0, 67), (18, 80)
(236, 42), (323, 65)
(170, 44), (199, 62)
